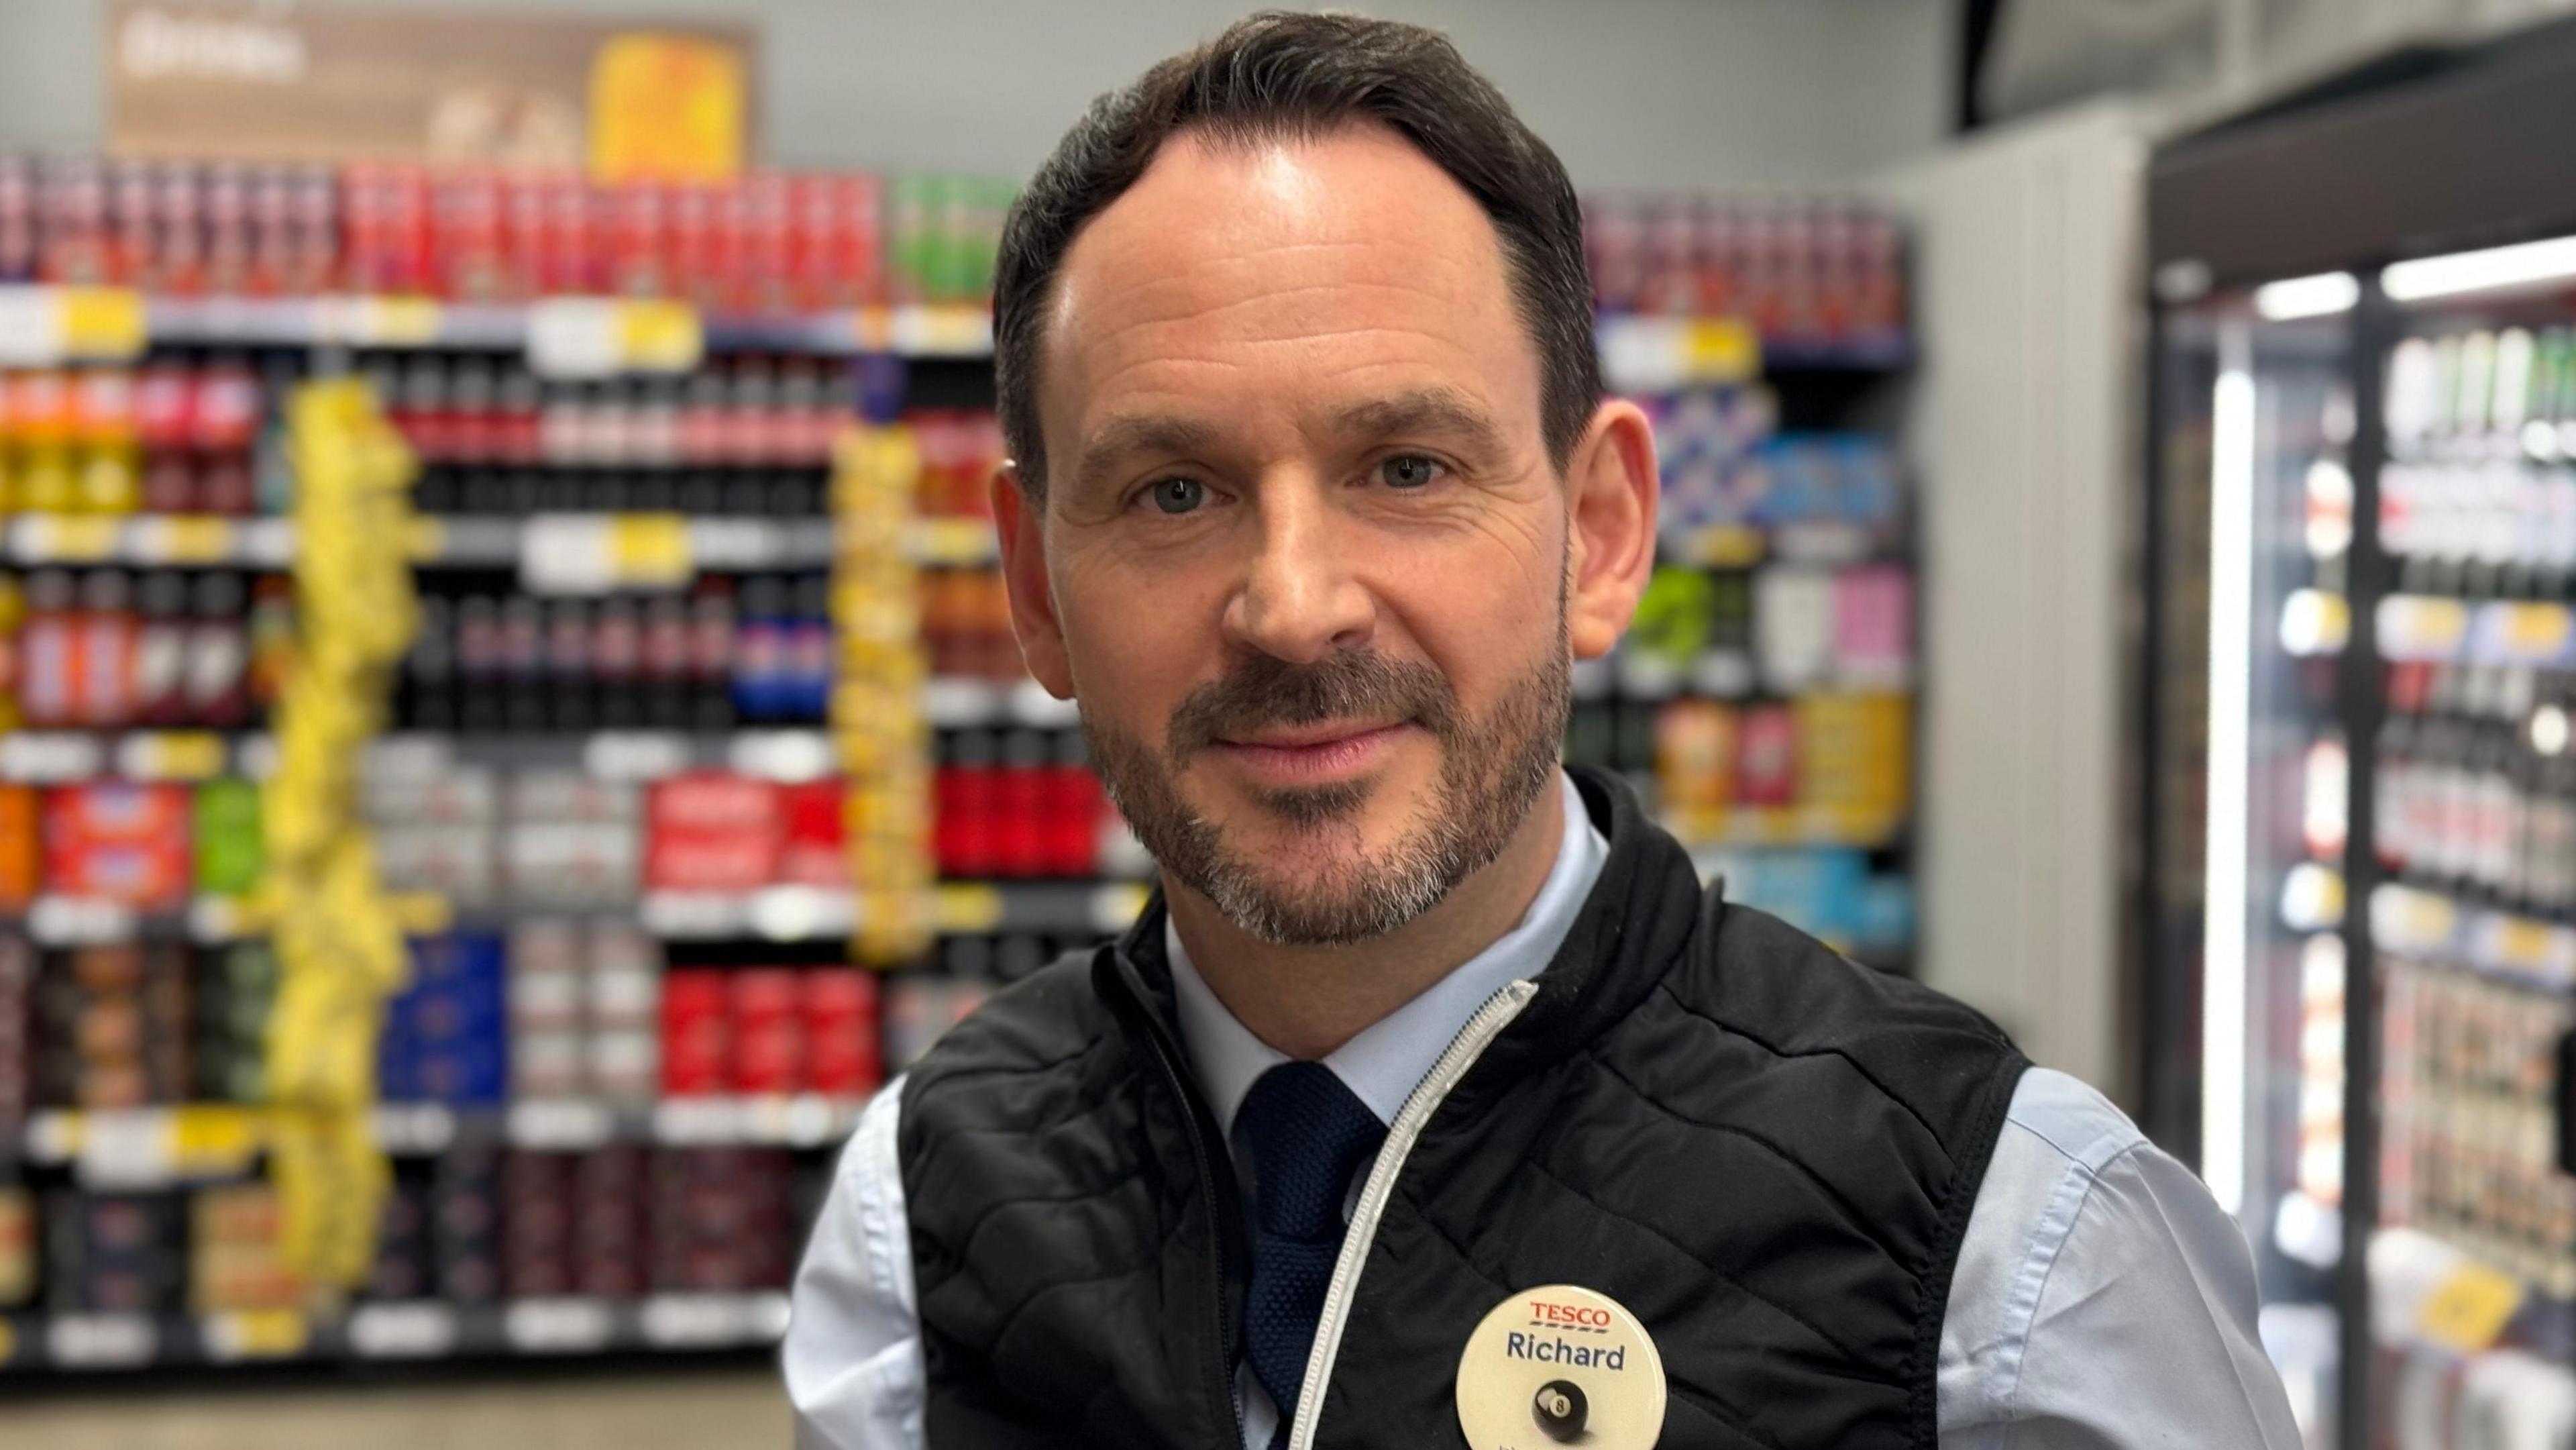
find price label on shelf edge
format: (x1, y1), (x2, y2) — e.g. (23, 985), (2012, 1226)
(503, 1297), (617, 1354)
(0, 286), (146, 366)
(527, 297), (704, 378)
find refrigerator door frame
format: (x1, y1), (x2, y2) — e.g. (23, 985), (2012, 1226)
(2145, 22), (2576, 1448)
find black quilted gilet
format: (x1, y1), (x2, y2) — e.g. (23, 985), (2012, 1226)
(899, 767), (2029, 1449)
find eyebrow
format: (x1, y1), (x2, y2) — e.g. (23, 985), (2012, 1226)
(1067, 386), (1511, 493)
(1071, 413), (1226, 493)
(1328, 386), (1509, 457)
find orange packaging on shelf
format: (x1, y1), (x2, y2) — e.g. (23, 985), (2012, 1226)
(644, 771), (779, 892)
(0, 784), (37, 909)
(43, 782), (192, 906)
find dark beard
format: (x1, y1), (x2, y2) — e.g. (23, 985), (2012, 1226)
(1083, 622), (1570, 947)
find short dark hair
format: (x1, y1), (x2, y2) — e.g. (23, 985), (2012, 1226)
(992, 10), (1601, 497)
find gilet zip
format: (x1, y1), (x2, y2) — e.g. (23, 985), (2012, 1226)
(1285, 978), (1542, 1450)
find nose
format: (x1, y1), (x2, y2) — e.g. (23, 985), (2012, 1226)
(1221, 479), (1375, 664)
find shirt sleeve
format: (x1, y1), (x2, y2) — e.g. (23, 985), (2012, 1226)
(785, 1076), (926, 1450)
(1938, 1068), (2304, 1449)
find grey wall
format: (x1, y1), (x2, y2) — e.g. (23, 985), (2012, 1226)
(1876, 101), (2148, 1097)
(0, 0), (1952, 189)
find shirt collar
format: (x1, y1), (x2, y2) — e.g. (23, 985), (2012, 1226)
(1166, 770), (1611, 1133)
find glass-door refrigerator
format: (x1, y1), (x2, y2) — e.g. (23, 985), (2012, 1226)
(2143, 20), (2576, 1449)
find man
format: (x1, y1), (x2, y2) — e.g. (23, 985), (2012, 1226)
(788, 13), (2300, 1449)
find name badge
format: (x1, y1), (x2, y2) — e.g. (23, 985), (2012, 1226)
(1454, 1284), (1666, 1449)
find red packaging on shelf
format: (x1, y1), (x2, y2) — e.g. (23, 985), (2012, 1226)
(777, 780), (846, 887)
(44, 782), (192, 907)
(106, 160), (154, 290)
(189, 360), (262, 456)
(37, 158), (111, 285)
(154, 162), (210, 297)
(433, 170), (506, 302)
(659, 968), (731, 1096)
(804, 970), (881, 1096)
(498, 173), (548, 302)
(645, 772), (781, 893)
(343, 162), (433, 297)
(608, 180), (669, 298)
(994, 754), (1044, 880)
(1043, 766), (1105, 878)
(1735, 703), (1799, 809)
(648, 771), (777, 835)
(737, 172), (792, 315)
(729, 968), (805, 1094)
(666, 181), (720, 309)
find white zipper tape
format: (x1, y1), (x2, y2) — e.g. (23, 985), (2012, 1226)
(1286, 978), (1541, 1450)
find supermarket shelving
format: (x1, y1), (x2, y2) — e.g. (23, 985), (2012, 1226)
(2373, 882), (2576, 990)
(0, 285), (994, 365)
(0, 511), (998, 574)
(0, 879), (1150, 951)
(0, 1291), (794, 1371)
(19, 1094), (875, 1178)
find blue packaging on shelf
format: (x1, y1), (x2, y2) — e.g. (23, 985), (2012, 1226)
(381, 933), (510, 1104)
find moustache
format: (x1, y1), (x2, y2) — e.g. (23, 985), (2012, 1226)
(1166, 652), (1459, 759)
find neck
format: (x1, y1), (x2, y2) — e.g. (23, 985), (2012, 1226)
(1163, 774), (1567, 1061)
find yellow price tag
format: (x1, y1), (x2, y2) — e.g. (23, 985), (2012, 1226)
(354, 296), (443, 348)
(133, 731), (228, 781)
(934, 884), (1004, 934)
(168, 1104), (264, 1176)
(2501, 603), (2573, 660)
(2415, 1260), (2523, 1353)
(1684, 525), (1764, 569)
(617, 299), (704, 372)
(610, 513), (693, 586)
(36, 513), (121, 562)
(889, 305), (995, 358)
(212, 1308), (310, 1359)
(1682, 317), (1760, 384)
(904, 517), (999, 566)
(152, 515), (235, 564)
(60, 287), (146, 361)
(2493, 915), (2554, 969)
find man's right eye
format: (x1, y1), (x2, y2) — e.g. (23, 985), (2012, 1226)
(1147, 477), (1207, 514)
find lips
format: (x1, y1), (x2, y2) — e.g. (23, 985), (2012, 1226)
(1222, 719), (1408, 750)
(1210, 720), (1414, 785)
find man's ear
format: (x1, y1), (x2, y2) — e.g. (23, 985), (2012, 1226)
(1563, 399), (1660, 660)
(991, 461), (1075, 698)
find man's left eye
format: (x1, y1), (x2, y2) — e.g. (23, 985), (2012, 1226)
(1377, 455), (1444, 489)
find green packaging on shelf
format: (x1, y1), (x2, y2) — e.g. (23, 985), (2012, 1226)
(192, 778), (264, 898)
(1629, 566), (1717, 665)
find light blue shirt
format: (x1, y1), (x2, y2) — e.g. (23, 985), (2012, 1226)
(785, 773), (2302, 1448)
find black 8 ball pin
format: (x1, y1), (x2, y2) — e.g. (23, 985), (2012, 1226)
(1533, 1380), (1589, 1443)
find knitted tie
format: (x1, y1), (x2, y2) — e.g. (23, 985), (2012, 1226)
(1237, 1061), (1387, 1447)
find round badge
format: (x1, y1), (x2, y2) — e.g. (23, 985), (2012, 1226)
(1454, 1284), (1666, 1449)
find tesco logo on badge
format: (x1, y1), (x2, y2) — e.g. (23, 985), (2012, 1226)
(1528, 1300), (1612, 1329)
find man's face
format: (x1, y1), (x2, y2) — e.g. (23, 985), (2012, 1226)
(1004, 126), (1583, 945)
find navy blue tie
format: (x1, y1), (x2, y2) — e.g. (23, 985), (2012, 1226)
(1237, 1061), (1386, 1447)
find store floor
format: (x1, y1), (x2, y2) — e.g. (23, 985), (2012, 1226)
(4, 1365), (789, 1448)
